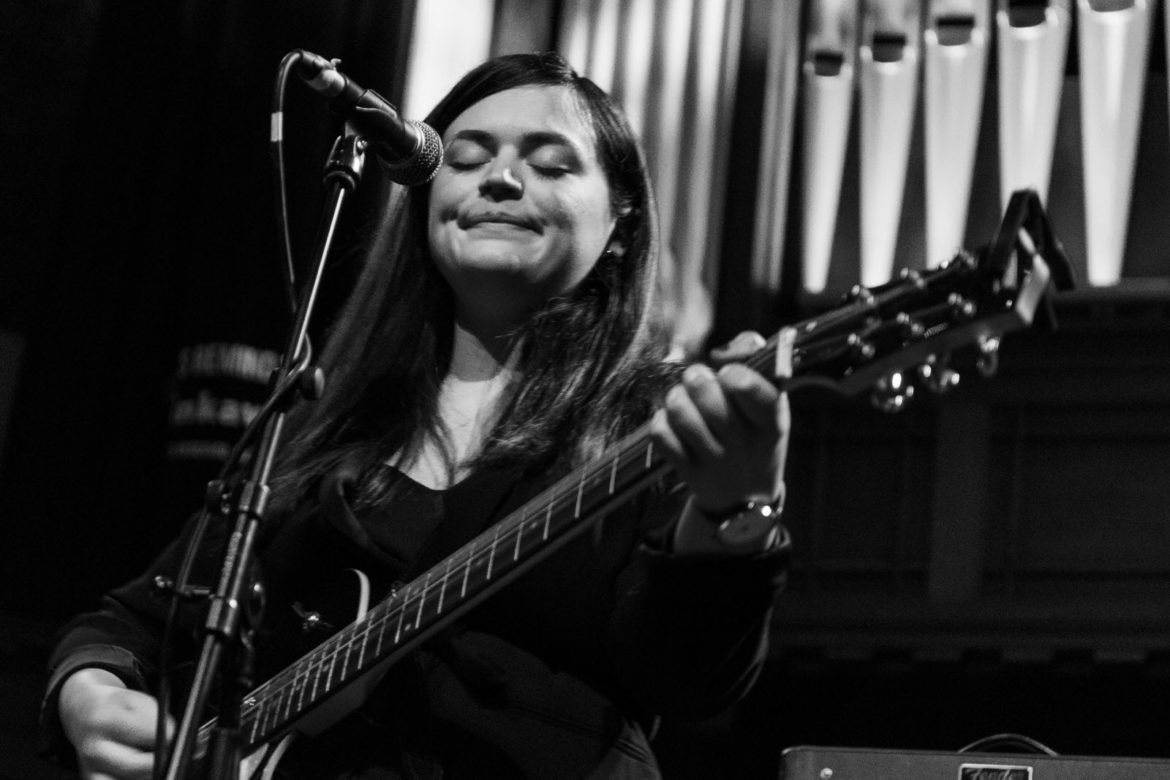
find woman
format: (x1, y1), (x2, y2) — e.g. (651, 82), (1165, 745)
(44, 52), (791, 778)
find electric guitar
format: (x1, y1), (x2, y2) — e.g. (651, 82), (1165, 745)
(194, 190), (1074, 777)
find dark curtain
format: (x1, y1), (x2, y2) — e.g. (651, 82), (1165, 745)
(0, 0), (416, 619)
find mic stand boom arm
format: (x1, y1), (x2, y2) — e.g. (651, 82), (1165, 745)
(163, 131), (368, 780)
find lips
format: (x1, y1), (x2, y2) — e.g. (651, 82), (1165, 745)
(458, 212), (541, 232)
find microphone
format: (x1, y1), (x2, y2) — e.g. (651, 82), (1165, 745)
(296, 50), (442, 186)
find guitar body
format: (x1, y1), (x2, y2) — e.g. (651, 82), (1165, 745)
(230, 568), (391, 778)
(241, 735), (295, 780)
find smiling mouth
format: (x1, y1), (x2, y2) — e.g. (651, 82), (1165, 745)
(459, 213), (540, 232)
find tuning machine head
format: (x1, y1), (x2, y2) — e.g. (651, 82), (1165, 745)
(871, 370), (915, 413)
(976, 333), (1001, 377)
(918, 355), (960, 394)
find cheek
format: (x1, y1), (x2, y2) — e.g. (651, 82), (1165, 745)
(569, 199), (618, 256)
(427, 174), (457, 224)
(426, 181), (460, 255)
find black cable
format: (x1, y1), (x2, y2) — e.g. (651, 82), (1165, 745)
(152, 51), (313, 777)
(272, 50), (304, 315)
(959, 732), (1060, 756)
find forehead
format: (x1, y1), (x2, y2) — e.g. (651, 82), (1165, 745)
(443, 85), (598, 150)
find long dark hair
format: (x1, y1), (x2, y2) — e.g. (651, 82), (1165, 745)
(272, 52), (674, 508)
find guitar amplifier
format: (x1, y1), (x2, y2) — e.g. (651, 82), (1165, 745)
(782, 745), (1170, 779)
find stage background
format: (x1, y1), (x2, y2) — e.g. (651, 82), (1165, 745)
(3, 1), (1170, 777)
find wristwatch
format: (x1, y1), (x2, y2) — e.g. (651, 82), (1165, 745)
(705, 499), (784, 551)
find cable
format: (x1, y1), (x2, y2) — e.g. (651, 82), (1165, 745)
(959, 733), (1059, 756)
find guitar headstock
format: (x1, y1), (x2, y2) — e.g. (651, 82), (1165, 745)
(755, 189), (1075, 410)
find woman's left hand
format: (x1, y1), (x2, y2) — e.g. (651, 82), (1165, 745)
(650, 330), (790, 546)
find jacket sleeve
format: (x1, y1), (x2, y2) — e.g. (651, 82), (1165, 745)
(39, 510), (230, 764)
(604, 479), (790, 720)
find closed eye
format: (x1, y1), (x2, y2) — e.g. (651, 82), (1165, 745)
(530, 164), (570, 179)
(448, 160), (486, 172)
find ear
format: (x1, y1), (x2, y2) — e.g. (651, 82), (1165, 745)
(607, 207), (635, 257)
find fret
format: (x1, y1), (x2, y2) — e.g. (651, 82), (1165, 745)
(322, 641), (337, 698)
(309, 647), (322, 701)
(513, 509), (524, 560)
(271, 682), (286, 735)
(461, 541), (473, 598)
(438, 556), (452, 614)
(360, 619), (373, 670)
(325, 636), (340, 694)
(250, 699), (265, 744)
(252, 678), (267, 734)
(285, 673), (299, 715)
(248, 689), (262, 737)
(486, 525), (500, 581)
(323, 642), (338, 699)
(355, 621), (368, 670)
(275, 677), (289, 728)
(394, 597), (406, 644)
(574, 467), (585, 517)
(644, 439), (654, 468)
(287, 669), (300, 718)
(242, 691), (259, 736)
(415, 572), (431, 630)
(306, 645), (325, 701)
(348, 628), (361, 676)
(292, 670), (306, 714)
(329, 637), (343, 688)
(608, 453), (618, 495)
(337, 631), (352, 684)
(271, 686), (284, 736)
(375, 603), (388, 654)
(542, 500), (552, 540)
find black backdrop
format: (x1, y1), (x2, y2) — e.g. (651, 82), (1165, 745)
(0, 6), (411, 774)
(6, 4), (1170, 779)
(0, 0), (414, 618)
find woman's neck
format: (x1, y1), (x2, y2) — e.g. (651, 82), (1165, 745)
(447, 319), (517, 380)
(398, 322), (520, 490)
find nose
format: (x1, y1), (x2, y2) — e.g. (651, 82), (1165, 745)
(479, 162), (524, 201)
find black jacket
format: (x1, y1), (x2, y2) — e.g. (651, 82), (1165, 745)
(42, 458), (788, 778)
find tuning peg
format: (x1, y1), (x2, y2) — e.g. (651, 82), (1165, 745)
(871, 370), (915, 413)
(947, 293), (977, 320)
(976, 333), (1001, 377)
(847, 332), (877, 361)
(847, 284), (876, 306)
(898, 267), (927, 290)
(895, 311), (925, 340)
(917, 356), (960, 394)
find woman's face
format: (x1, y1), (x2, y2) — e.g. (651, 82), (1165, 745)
(428, 85), (618, 328)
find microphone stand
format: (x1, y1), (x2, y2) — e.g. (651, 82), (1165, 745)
(163, 129), (368, 779)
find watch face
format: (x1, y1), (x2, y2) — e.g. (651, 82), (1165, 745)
(717, 504), (778, 548)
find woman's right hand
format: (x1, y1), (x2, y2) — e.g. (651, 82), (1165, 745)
(59, 667), (172, 780)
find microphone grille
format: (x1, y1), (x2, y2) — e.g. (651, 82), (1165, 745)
(381, 121), (443, 186)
